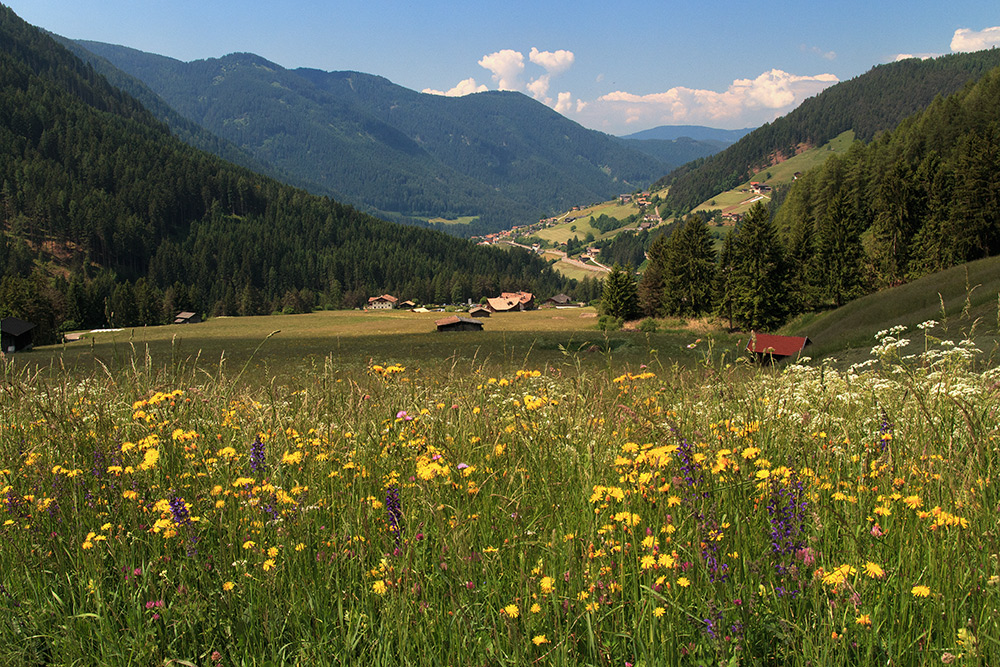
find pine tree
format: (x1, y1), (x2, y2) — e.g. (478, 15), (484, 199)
(637, 234), (668, 317)
(729, 202), (788, 331)
(663, 215), (716, 316)
(601, 263), (639, 321)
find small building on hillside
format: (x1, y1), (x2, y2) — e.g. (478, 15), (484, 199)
(174, 311), (202, 324)
(435, 316), (484, 332)
(399, 300), (417, 310)
(746, 332), (810, 362)
(468, 305), (491, 318)
(1, 317), (36, 352)
(367, 294), (398, 310)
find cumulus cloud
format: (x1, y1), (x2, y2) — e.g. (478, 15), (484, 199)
(951, 26), (1000, 52)
(590, 69), (838, 129)
(426, 47), (582, 112)
(422, 77), (488, 97)
(529, 47), (575, 75)
(477, 49), (525, 90)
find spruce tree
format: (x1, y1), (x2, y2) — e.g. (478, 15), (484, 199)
(729, 202), (788, 331)
(601, 263), (639, 321)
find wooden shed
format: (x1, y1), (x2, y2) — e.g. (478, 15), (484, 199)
(174, 311), (202, 324)
(1, 317), (36, 352)
(435, 315), (484, 332)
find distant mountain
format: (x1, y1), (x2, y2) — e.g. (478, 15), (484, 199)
(0, 5), (574, 340)
(655, 50), (1000, 213)
(619, 136), (732, 169)
(66, 41), (671, 233)
(620, 125), (754, 143)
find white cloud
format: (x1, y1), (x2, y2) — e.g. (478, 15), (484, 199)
(478, 49), (525, 90)
(951, 26), (1000, 52)
(526, 75), (552, 102)
(554, 92), (574, 113)
(590, 69), (838, 129)
(422, 77), (488, 97)
(529, 47), (575, 75)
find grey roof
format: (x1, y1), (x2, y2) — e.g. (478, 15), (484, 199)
(1, 317), (35, 336)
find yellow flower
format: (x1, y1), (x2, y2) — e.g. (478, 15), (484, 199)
(864, 562), (885, 580)
(223, 581), (235, 591)
(641, 555), (656, 570)
(242, 540), (256, 550)
(911, 584), (931, 598)
(902, 495), (923, 510)
(281, 450), (303, 465)
(262, 559), (275, 571)
(677, 577), (690, 588)
(502, 604), (519, 618)
(653, 607), (665, 618)
(372, 580), (387, 595)
(532, 635), (550, 646)
(529, 603), (541, 614)
(267, 546), (279, 558)
(295, 542), (305, 552)
(539, 576), (554, 594)
(855, 614), (872, 626)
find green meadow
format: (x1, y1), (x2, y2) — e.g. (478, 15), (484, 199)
(2, 302), (999, 665)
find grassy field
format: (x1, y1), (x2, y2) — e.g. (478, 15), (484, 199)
(2, 312), (998, 665)
(425, 216), (479, 225)
(12, 308), (733, 385)
(694, 131), (856, 216)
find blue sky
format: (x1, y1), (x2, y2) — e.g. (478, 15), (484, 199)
(6, 0), (1000, 135)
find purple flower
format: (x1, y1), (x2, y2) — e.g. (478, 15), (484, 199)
(396, 410), (413, 421)
(386, 487), (404, 546)
(249, 436), (266, 474)
(169, 496), (193, 527)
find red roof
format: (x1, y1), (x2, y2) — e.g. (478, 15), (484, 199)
(745, 333), (810, 357)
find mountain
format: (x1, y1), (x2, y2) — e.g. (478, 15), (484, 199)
(619, 136), (731, 170)
(620, 125), (754, 143)
(0, 5), (574, 342)
(655, 50), (1000, 213)
(65, 41), (670, 234)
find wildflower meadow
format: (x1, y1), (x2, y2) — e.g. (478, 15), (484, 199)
(1, 324), (998, 666)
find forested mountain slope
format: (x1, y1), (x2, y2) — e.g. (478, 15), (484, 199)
(0, 5), (571, 342)
(656, 50), (1000, 213)
(68, 41), (671, 232)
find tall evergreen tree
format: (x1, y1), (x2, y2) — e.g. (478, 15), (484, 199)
(601, 263), (639, 321)
(663, 215), (716, 317)
(637, 234), (668, 317)
(729, 202), (788, 331)
(816, 191), (866, 307)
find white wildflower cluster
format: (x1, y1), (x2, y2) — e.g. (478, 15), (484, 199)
(916, 319), (938, 331)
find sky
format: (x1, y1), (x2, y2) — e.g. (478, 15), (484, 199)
(5, 0), (1000, 135)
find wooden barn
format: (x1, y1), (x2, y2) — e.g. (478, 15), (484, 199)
(174, 311), (202, 324)
(468, 305), (491, 318)
(435, 315), (484, 332)
(746, 332), (810, 362)
(1, 317), (36, 352)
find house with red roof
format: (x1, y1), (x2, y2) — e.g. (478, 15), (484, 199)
(745, 332), (810, 362)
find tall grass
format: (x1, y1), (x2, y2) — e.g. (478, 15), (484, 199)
(1, 322), (997, 665)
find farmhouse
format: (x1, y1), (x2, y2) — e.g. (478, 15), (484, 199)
(173, 311), (202, 324)
(367, 294), (398, 310)
(486, 291), (535, 312)
(435, 316), (484, 332)
(1, 317), (35, 352)
(746, 332), (810, 362)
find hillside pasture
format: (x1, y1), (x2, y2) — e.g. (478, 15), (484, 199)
(694, 130), (856, 216)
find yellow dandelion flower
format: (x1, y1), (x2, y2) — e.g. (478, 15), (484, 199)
(529, 603), (541, 614)
(223, 581), (235, 591)
(242, 540), (256, 550)
(677, 577), (690, 588)
(641, 554), (656, 570)
(262, 559), (276, 571)
(653, 606), (665, 618)
(502, 604), (519, 618)
(267, 546), (279, 558)
(864, 562), (885, 580)
(539, 576), (554, 594)
(911, 585), (931, 598)
(532, 635), (550, 646)
(855, 614), (872, 626)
